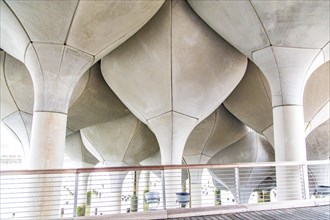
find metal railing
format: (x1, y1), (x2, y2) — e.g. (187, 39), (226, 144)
(0, 160), (329, 219)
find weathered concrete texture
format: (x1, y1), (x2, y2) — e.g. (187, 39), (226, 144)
(0, 1), (30, 62)
(1, 0), (164, 170)
(28, 112), (67, 169)
(224, 60), (272, 134)
(0, 52), (17, 120)
(253, 46), (321, 106)
(187, 0), (269, 59)
(304, 61), (330, 126)
(1, 52), (130, 131)
(5, 0), (77, 44)
(25, 43), (94, 113)
(102, 0), (247, 164)
(81, 114), (159, 166)
(66, 0), (165, 57)
(65, 131), (99, 167)
(184, 105), (249, 164)
(209, 131), (275, 203)
(3, 53), (34, 114)
(250, 1), (329, 49)
(67, 62), (130, 131)
(2, 111), (32, 158)
(306, 119), (330, 161)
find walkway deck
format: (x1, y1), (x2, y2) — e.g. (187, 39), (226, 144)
(168, 205), (330, 220)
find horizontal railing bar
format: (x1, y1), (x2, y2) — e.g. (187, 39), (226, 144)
(1, 160), (328, 175)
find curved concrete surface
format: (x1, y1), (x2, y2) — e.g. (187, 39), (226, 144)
(65, 131), (99, 167)
(188, 2), (329, 169)
(1, 52), (130, 132)
(1, 0), (164, 169)
(184, 105), (249, 164)
(224, 60), (272, 135)
(306, 119), (330, 161)
(81, 114), (159, 166)
(209, 132), (275, 203)
(67, 62), (130, 131)
(304, 61), (330, 135)
(101, 0), (247, 164)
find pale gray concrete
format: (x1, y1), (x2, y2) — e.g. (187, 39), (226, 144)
(209, 131), (275, 203)
(0, 0), (329, 174)
(101, 0), (247, 165)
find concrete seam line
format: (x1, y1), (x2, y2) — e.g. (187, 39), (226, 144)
(33, 111), (68, 115)
(64, 0), (80, 45)
(272, 104), (303, 109)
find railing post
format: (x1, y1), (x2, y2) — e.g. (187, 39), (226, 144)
(73, 172), (79, 217)
(301, 164), (310, 199)
(234, 167), (240, 204)
(161, 170), (166, 210)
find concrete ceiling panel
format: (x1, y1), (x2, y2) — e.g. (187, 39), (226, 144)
(187, 0), (269, 59)
(65, 131), (99, 166)
(305, 102), (329, 137)
(224, 60), (272, 133)
(202, 106), (249, 158)
(123, 121), (159, 166)
(184, 105), (249, 160)
(183, 112), (216, 156)
(250, 1), (330, 48)
(66, 0), (164, 55)
(4, 54), (34, 114)
(0, 1), (30, 62)
(2, 111), (32, 157)
(101, 0), (172, 121)
(0, 52), (17, 120)
(6, 0), (78, 44)
(80, 115), (136, 163)
(208, 132), (275, 203)
(102, 0), (246, 165)
(304, 61), (330, 122)
(172, 0), (247, 119)
(67, 62), (130, 131)
(69, 69), (89, 108)
(208, 132), (274, 167)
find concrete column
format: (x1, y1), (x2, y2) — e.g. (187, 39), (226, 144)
(273, 105), (307, 200)
(189, 169), (203, 208)
(28, 112), (67, 169)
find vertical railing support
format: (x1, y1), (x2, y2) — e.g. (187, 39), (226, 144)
(234, 167), (240, 204)
(73, 172), (79, 217)
(301, 164), (310, 199)
(161, 170), (166, 210)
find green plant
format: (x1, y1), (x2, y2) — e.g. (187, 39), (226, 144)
(130, 192), (138, 212)
(143, 189), (149, 211)
(76, 203), (86, 216)
(86, 191), (92, 206)
(214, 189), (221, 206)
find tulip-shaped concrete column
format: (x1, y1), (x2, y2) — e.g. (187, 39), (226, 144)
(101, 0), (246, 165)
(25, 44), (94, 169)
(188, 0), (329, 200)
(1, 0), (164, 170)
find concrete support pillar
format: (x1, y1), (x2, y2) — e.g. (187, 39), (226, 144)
(273, 105), (307, 200)
(28, 112), (67, 169)
(162, 169), (181, 209)
(189, 169), (203, 208)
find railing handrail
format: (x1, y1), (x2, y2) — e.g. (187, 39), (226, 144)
(0, 160), (328, 176)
